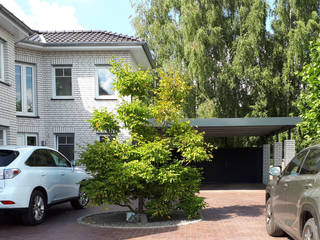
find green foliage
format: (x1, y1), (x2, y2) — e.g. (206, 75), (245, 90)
(88, 109), (120, 137)
(132, 0), (320, 148)
(80, 61), (212, 219)
(297, 38), (320, 148)
(109, 58), (154, 102)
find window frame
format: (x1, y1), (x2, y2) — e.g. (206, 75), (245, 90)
(0, 42), (4, 83)
(15, 63), (37, 116)
(95, 66), (117, 100)
(17, 133), (38, 146)
(0, 127), (7, 145)
(52, 66), (73, 99)
(55, 133), (75, 161)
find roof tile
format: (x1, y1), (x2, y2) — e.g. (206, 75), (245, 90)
(25, 30), (142, 44)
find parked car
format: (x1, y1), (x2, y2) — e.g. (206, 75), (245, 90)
(0, 146), (89, 225)
(266, 144), (320, 240)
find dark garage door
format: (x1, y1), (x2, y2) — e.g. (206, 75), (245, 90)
(196, 148), (263, 183)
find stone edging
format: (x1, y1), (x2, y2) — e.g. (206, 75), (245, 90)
(77, 211), (202, 229)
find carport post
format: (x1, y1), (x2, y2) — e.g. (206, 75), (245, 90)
(263, 144), (270, 185)
(284, 140), (295, 167)
(273, 142), (283, 167)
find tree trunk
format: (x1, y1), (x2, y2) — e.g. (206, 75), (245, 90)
(138, 196), (144, 214)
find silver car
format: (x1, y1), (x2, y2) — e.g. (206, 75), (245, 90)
(266, 145), (320, 240)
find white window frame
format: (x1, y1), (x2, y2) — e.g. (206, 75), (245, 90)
(15, 63), (37, 116)
(0, 42), (4, 82)
(17, 133), (38, 146)
(55, 133), (75, 161)
(52, 66), (73, 99)
(0, 127), (7, 145)
(95, 66), (117, 100)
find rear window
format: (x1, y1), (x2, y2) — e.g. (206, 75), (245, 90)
(0, 150), (19, 167)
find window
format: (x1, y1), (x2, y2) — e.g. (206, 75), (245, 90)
(0, 127), (7, 145)
(17, 133), (38, 146)
(53, 67), (72, 98)
(15, 64), (36, 115)
(26, 149), (56, 167)
(98, 134), (114, 142)
(300, 148), (320, 175)
(283, 150), (309, 176)
(96, 66), (116, 99)
(0, 150), (19, 167)
(0, 42), (4, 82)
(49, 150), (71, 167)
(56, 134), (74, 161)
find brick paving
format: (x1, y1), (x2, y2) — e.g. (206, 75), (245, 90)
(0, 188), (291, 240)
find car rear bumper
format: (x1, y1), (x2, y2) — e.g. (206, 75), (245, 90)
(0, 186), (32, 208)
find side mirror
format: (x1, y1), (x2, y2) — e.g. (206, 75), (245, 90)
(71, 160), (76, 167)
(269, 167), (281, 177)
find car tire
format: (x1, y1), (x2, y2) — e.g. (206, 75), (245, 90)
(70, 188), (89, 209)
(266, 198), (284, 237)
(302, 218), (320, 240)
(21, 190), (47, 225)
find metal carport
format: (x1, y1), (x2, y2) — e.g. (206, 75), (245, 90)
(186, 117), (301, 184)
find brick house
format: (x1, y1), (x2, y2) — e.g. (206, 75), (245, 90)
(0, 4), (152, 161)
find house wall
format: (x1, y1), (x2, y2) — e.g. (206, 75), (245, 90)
(0, 26), (17, 145)
(15, 48), (134, 160)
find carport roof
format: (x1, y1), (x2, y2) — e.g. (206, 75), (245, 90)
(186, 117), (301, 137)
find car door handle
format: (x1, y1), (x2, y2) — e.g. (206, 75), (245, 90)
(304, 183), (313, 189)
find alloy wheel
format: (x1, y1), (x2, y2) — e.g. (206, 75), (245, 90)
(33, 195), (45, 221)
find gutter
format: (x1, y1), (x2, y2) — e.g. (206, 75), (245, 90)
(18, 40), (154, 68)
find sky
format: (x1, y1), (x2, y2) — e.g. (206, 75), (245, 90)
(0, 0), (136, 36)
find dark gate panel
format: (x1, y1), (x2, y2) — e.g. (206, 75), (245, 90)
(196, 148), (263, 183)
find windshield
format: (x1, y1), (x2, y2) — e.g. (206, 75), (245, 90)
(0, 150), (19, 167)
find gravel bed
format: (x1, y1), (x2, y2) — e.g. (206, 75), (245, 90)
(78, 211), (202, 229)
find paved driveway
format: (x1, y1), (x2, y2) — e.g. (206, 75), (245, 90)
(0, 188), (291, 240)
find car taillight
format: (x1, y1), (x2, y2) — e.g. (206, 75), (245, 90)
(3, 169), (21, 179)
(1, 201), (15, 205)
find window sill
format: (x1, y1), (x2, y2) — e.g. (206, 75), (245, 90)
(51, 97), (75, 100)
(0, 81), (10, 87)
(16, 115), (40, 119)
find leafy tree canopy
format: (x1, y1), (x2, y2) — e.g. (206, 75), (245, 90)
(297, 38), (320, 148)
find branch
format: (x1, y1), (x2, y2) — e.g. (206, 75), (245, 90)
(116, 202), (135, 213)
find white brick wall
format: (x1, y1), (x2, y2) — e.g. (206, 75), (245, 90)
(0, 26), (17, 145)
(15, 47), (136, 160)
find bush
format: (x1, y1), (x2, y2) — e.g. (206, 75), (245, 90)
(80, 60), (212, 220)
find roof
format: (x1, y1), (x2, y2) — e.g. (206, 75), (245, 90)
(187, 117), (301, 137)
(26, 30), (142, 44)
(0, 4), (33, 35)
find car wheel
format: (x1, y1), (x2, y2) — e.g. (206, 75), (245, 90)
(21, 190), (47, 225)
(70, 188), (89, 209)
(302, 218), (320, 240)
(266, 198), (284, 237)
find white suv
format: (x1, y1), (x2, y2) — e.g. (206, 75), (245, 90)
(0, 146), (89, 225)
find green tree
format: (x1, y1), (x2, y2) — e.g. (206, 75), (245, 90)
(297, 38), (320, 149)
(80, 61), (212, 220)
(132, 0), (320, 118)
